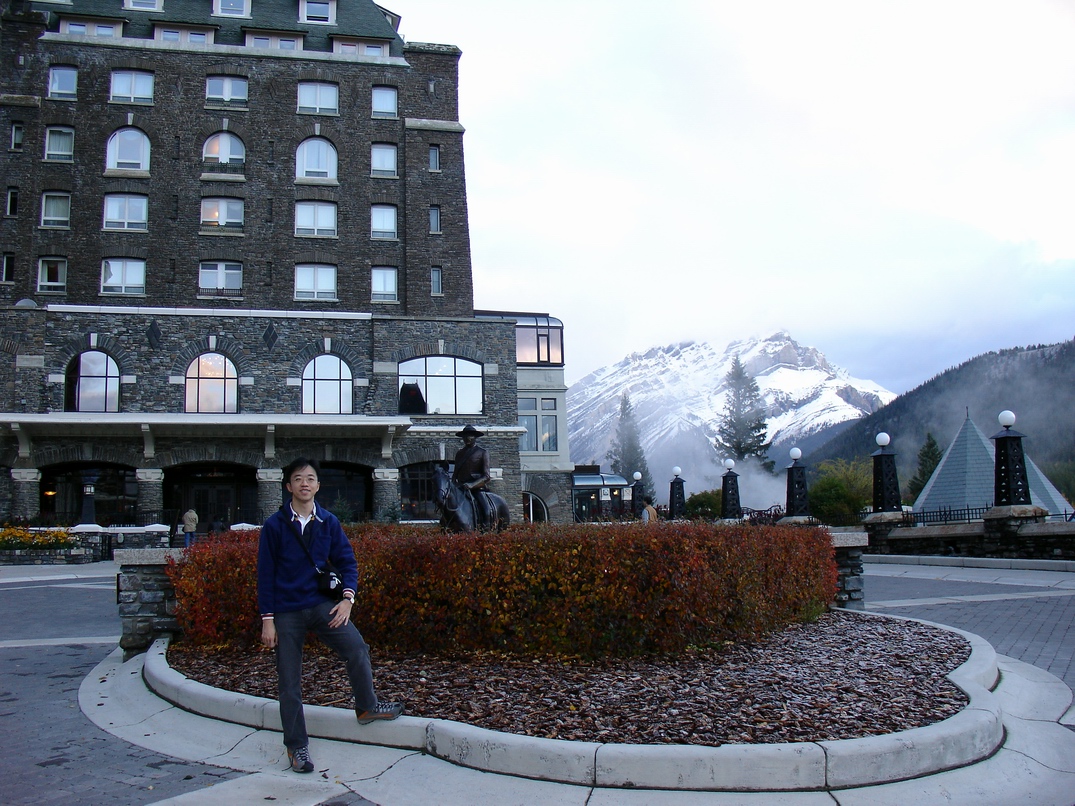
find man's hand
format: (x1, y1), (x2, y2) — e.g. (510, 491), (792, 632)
(328, 598), (353, 628)
(261, 618), (277, 649)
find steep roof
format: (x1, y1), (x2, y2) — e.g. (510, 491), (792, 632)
(913, 416), (1072, 515)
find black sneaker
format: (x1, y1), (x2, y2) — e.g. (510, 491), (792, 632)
(356, 702), (404, 724)
(287, 745), (314, 773)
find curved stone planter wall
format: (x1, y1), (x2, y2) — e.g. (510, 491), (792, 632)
(144, 615), (1004, 792)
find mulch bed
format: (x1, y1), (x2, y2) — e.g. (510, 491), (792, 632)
(168, 610), (971, 746)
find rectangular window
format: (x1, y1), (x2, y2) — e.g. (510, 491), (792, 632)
(215, 0), (248, 16)
(294, 201), (336, 236)
(48, 66), (77, 100)
(371, 205), (396, 239)
(126, 0), (163, 9)
(44, 126), (74, 161)
(541, 415), (558, 451)
(189, 31), (208, 44)
(38, 257), (67, 293)
(429, 205), (441, 233)
(430, 266), (442, 295)
(429, 145), (440, 171)
(1, 254), (14, 283)
(206, 76), (248, 104)
(103, 194), (148, 230)
(541, 398), (557, 410)
(5, 188), (17, 217)
(41, 192), (71, 227)
(372, 266), (397, 301)
(111, 71), (154, 104)
(66, 22), (87, 35)
(95, 24), (117, 37)
(297, 82), (338, 114)
(248, 33), (301, 49)
(10, 123), (24, 151)
(371, 86), (397, 119)
(371, 143), (397, 177)
(200, 197), (244, 230)
(519, 415), (538, 452)
(519, 397), (537, 410)
(157, 26), (212, 44)
(362, 43), (384, 56)
(301, 0), (334, 24)
(335, 41), (359, 55)
(199, 260), (243, 296)
(101, 258), (146, 295)
(61, 20), (119, 37)
(294, 263), (337, 300)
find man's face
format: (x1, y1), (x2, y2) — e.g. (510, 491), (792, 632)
(463, 434), (476, 447)
(286, 466), (319, 504)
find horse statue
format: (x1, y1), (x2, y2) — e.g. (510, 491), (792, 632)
(433, 463), (510, 533)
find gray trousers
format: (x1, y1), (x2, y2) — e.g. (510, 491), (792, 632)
(273, 599), (378, 750)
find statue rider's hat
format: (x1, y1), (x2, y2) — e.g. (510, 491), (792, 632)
(456, 424), (485, 438)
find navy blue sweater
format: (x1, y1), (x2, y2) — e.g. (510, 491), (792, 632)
(257, 503), (358, 616)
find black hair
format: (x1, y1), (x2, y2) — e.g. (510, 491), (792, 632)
(644, 496), (653, 505)
(283, 457), (321, 481)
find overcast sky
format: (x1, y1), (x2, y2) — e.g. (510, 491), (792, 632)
(396, 0), (1075, 393)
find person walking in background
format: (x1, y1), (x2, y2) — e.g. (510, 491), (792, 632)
(181, 508), (198, 548)
(257, 457), (403, 774)
(642, 497), (659, 525)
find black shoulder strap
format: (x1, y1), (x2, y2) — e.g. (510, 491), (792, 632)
(289, 516), (323, 574)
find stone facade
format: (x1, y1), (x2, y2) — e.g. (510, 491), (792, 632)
(0, 0), (575, 527)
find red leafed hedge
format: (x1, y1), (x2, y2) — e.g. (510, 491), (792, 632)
(168, 522), (837, 657)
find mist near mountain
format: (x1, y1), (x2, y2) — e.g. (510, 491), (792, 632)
(566, 332), (894, 505)
(806, 339), (1075, 481)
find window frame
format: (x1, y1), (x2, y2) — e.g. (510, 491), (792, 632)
(429, 205), (441, 234)
(5, 188), (17, 217)
(294, 200), (337, 237)
(429, 144), (441, 171)
(37, 257), (67, 293)
(430, 266), (442, 296)
(1, 253), (15, 283)
(198, 260), (243, 297)
(102, 193), (149, 231)
(185, 353), (238, 413)
(247, 32), (302, 50)
(297, 82), (339, 114)
(125, 0), (163, 10)
(213, 0), (249, 17)
(301, 354), (353, 414)
(371, 266), (397, 302)
(100, 257), (146, 295)
(397, 355), (484, 416)
(371, 86), (397, 119)
(202, 131), (246, 169)
(300, 0), (336, 25)
(11, 122), (25, 152)
(295, 137), (338, 180)
(205, 76), (248, 105)
(158, 26), (213, 45)
(48, 66), (77, 100)
(200, 197), (245, 231)
(106, 127), (151, 171)
(110, 70), (155, 104)
(294, 263), (337, 301)
(61, 20), (121, 38)
(40, 191), (71, 228)
(44, 126), (75, 162)
(370, 143), (397, 178)
(66, 350), (120, 413)
(371, 204), (396, 239)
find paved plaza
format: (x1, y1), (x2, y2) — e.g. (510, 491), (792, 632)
(1, 558), (1073, 805)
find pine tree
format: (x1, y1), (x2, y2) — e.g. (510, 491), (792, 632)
(607, 392), (655, 500)
(907, 432), (943, 500)
(713, 354), (770, 463)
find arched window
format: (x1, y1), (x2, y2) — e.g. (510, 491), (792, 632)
(522, 492), (548, 523)
(397, 355), (483, 415)
(302, 354), (352, 414)
(185, 353), (237, 413)
(65, 350), (119, 412)
(106, 128), (150, 171)
(295, 137), (337, 179)
(202, 132), (245, 168)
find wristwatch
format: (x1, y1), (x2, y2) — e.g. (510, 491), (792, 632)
(343, 591), (355, 604)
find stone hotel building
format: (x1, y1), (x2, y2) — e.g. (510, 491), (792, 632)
(0, 0), (575, 529)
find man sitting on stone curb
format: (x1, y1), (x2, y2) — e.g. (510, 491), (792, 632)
(257, 457), (403, 773)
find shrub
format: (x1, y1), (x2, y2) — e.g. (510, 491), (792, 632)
(0, 525), (72, 549)
(169, 522), (837, 657)
(685, 489), (722, 519)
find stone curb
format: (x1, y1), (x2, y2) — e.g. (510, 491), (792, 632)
(143, 614), (1005, 792)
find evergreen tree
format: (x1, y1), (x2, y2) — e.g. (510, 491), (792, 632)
(907, 432), (944, 500)
(713, 354), (770, 464)
(607, 392), (655, 500)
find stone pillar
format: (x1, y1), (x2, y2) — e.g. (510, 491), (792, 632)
(256, 468), (283, 523)
(135, 468), (165, 515)
(373, 467), (400, 521)
(116, 547), (183, 658)
(11, 468), (41, 521)
(830, 531), (869, 610)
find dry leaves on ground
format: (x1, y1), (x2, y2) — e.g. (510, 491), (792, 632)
(168, 610), (970, 746)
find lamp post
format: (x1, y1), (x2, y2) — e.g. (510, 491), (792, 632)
(871, 432), (902, 513)
(720, 458), (742, 520)
(991, 410), (1031, 506)
(785, 447), (809, 517)
(668, 466), (686, 520)
(632, 471), (644, 518)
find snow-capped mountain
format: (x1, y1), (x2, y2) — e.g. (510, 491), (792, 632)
(566, 332), (895, 505)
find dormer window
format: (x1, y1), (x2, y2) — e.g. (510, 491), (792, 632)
(214, 0), (249, 16)
(300, 0), (335, 24)
(61, 19), (121, 38)
(125, 0), (163, 10)
(247, 32), (302, 50)
(156, 26), (213, 45)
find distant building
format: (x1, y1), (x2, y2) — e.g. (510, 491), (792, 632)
(0, 0), (574, 528)
(913, 416), (1071, 515)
